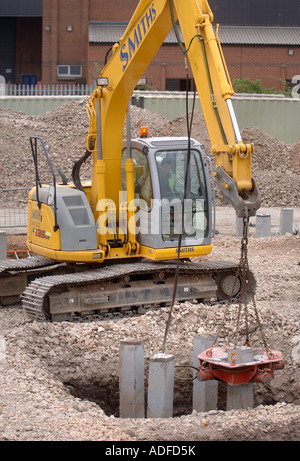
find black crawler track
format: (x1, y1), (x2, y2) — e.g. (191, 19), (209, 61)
(21, 260), (247, 322)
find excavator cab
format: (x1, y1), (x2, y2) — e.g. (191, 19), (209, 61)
(121, 136), (214, 259)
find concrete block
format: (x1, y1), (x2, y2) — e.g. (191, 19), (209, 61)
(226, 383), (254, 410)
(256, 213), (271, 238)
(147, 353), (174, 418)
(227, 346), (254, 364)
(280, 208), (294, 235)
(119, 340), (145, 418)
(0, 75), (5, 97)
(0, 231), (7, 260)
(0, 335), (6, 362)
(226, 346), (254, 410)
(193, 336), (218, 412)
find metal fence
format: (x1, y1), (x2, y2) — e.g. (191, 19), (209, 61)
(0, 188), (30, 229)
(4, 83), (95, 97)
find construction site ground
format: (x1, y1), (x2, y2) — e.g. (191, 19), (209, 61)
(0, 101), (299, 442)
(0, 206), (299, 442)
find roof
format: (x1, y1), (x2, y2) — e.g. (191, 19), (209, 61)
(88, 22), (179, 44)
(218, 26), (300, 46)
(89, 22), (126, 43)
(88, 22), (300, 47)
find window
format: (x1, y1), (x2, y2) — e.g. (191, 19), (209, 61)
(57, 65), (82, 79)
(121, 147), (153, 209)
(166, 78), (195, 91)
(155, 149), (209, 240)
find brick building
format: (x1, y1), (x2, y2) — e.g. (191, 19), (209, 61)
(0, 0), (299, 91)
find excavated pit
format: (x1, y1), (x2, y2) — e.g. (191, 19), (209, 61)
(63, 375), (194, 417)
(58, 362), (287, 418)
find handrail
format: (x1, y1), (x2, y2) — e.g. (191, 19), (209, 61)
(29, 136), (59, 231)
(205, 154), (216, 238)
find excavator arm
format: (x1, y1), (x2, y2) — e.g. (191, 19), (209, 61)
(171, 0), (260, 218)
(87, 0), (260, 230)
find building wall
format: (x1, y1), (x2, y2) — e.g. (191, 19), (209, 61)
(41, 0), (300, 91)
(42, 0), (140, 84)
(87, 43), (184, 90)
(0, 0), (42, 17)
(88, 0), (138, 21)
(42, 0), (89, 83)
(210, 0), (300, 26)
(222, 45), (299, 92)
(87, 41), (299, 92)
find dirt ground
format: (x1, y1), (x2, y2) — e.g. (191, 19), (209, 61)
(0, 207), (299, 442)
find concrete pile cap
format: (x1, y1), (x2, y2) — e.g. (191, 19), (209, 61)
(151, 353), (174, 362)
(120, 339), (144, 346)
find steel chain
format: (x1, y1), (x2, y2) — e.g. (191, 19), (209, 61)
(230, 213), (271, 362)
(208, 212), (271, 363)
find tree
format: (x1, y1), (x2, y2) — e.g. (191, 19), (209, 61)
(232, 78), (291, 96)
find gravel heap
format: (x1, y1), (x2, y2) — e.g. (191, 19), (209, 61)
(0, 100), (167, 196)
(159, 111), (300, 208)
(0, 100), (299, 208)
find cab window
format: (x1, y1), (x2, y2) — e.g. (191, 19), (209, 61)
(155, 149), (209, 240)
(121, 148), (153, 209)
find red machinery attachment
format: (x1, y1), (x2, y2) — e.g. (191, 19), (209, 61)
(197, 346), (284, 386)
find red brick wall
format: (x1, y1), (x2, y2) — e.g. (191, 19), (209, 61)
(88, 41), (299, 91)
(222, 45), (299, 92)
(42, 0), (88, 83)
(42, 0), (139, 84)
(87, 43), (184, 89)
(56, 0), (88, 64)
(42, 0), (57, 83)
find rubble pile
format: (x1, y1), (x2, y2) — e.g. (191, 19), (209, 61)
(158, 111), (300, 208)
(0, 100), (167, 193)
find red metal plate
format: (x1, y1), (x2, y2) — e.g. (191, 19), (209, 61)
(197, 346), (284, 385)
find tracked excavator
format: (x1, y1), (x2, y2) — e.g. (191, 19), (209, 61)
(0, 0), (261, 321)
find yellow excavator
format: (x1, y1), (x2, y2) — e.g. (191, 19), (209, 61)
(1, 0), (260, 321)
